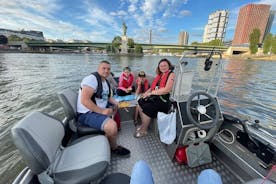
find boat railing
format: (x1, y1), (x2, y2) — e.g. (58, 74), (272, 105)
(171, 50), (223, 104)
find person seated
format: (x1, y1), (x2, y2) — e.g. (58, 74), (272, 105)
(117, 66), (134, 96)
(134, 58), (175, 138)
(135, 71), (150, 97)
(134, 71), (150, 125)
(77, 60), (130, 157)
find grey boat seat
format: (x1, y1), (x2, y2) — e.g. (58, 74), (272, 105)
(58, 88), (104, 136)
(11, 111), (110, 184)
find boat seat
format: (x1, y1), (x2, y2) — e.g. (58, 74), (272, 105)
(58, 88), (104, 136)
(11, 111), (110, 184)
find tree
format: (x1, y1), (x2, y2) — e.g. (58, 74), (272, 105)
(112, 36), (122, 49)
(271, 35), (276, 54)
(263, 33), (273, 54)
(127, 38), (134, 48)
(0, 35), (8, 44)
(8, 35), (22, 41)
(208, 39), (222, 46)
(22, 37), (31, 42)
(249, 28), (260, 54)
(134, 44), (143, 53)
(191, 42), (199, 45)
(106, 44), (116, 53)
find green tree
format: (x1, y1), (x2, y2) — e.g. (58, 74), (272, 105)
(262, 33), (273, 54)
(0, 35), (8, 44)
(134, 44), (143, 53)
(271, 35), (276, 54)
(112, 36), (122, 49)
(22, 37), (31, 42)
(191, 42), (199, 45)
(127, 38), (134, 48)
(8, 35), (22, 41)
(106, 44), (116, 53)
(208, 39), (222, 46)
(249, 28), (260, 54)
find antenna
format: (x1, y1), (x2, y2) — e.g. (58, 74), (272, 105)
(149, 29), (152, 44)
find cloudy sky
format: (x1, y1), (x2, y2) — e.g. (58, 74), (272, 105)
(0, 0), (275, 44)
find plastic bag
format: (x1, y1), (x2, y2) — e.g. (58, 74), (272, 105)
(157, 111), (176, 144)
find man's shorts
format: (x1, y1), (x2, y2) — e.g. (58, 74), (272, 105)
(78, 112), (111, 131)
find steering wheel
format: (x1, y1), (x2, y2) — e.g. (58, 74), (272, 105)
(186, 91), (220, 130)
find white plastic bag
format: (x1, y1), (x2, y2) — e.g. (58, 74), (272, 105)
(157, 111), (176, 144)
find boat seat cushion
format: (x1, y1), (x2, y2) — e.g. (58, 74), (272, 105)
(12, 111), (65, 173)
(12, 111), (110, 184)
(58, 89), (103, 135)
(53, 135), (110, 184)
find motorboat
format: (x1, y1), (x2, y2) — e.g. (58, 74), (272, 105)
(11, 50), (276, 184)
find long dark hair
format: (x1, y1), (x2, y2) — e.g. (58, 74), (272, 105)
(155, 58), (173, 75)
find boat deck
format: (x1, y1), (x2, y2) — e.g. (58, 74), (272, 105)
(103, 120), (241, 184)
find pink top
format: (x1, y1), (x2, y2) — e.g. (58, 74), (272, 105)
(118, 72), (134, 91)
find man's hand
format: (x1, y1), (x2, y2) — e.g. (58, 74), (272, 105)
(102, 108), (113, 116)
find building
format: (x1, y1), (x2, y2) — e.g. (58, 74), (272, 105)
(178, 32), (189, 45)
(203, 10), (229, 43)
(264, 10), (275, 40)
(0, 28), (44, 40)
(232, 4), (272, 46)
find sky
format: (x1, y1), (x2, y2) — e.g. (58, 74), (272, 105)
(0, 0), (275, 44)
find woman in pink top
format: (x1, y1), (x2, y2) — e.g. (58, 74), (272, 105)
(117, 66), (134, 96)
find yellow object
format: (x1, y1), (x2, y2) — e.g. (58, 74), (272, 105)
(119, 101), (130, 108)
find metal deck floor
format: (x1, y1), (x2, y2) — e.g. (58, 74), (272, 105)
(102, 121), (241, 184)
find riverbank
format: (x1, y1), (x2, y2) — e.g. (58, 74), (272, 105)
(224, 54), (276, 61)
(1, 49), (276, 61)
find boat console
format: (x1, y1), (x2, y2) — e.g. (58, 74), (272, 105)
(165, 51), (225, 165)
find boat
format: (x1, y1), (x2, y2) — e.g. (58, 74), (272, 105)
(11, 50), (276, 184)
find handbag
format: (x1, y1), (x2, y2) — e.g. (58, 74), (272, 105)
(157, 110), (176, 144)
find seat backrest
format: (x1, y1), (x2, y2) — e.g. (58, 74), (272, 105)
(58, 89), (78, 120)
(11, 111), (65, 174)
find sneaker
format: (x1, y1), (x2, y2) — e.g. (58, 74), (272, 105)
(112, 145), (130, 157)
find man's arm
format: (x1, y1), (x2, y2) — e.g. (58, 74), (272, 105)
(109, 96), (119, 107)
(81, 85), (113, 115)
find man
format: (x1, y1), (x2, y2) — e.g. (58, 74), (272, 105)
(77, 60), (130, 157)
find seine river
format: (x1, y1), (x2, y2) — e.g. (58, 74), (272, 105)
(0, 53), (275, 183)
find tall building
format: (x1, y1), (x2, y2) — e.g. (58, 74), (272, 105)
(203, 10), (229, 43)
(178, 32), (189, 45)
(232, 4), (272, 46)
(264, 10), (275, 40)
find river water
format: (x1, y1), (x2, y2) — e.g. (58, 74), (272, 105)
(0, 53), (275, 183)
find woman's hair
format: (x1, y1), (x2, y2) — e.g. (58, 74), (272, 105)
(155, 58), (173, 75)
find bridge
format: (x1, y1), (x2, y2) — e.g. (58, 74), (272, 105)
(24, 40), (228, 52)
